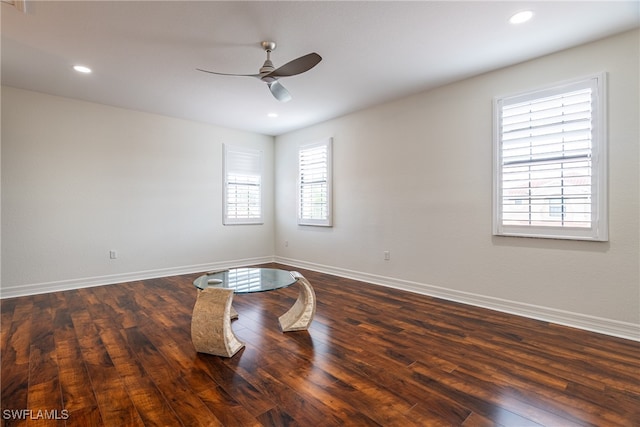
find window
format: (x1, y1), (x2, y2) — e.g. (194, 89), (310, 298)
(223, 145), (262, 225)
(493, 73), (607, 241)
(298, 138), (332, 226)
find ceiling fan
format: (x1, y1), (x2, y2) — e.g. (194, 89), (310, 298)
(197, 41), (321, 102)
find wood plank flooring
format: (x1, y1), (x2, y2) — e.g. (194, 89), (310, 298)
(2, 263), (639, 426)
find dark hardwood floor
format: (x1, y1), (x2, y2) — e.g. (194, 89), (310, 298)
(2, 263), (639, 426)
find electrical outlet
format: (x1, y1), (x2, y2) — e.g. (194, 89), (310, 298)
(384, 251), (390, 261)
(109, 250), (118, 259)
(285, 240), (289, 247)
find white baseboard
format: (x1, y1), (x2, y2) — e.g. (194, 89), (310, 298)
(0, 256), (275, 299)
(275, 256), (640, 342)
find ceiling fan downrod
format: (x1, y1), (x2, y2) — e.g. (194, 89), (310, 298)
(260, 41), (277, 77)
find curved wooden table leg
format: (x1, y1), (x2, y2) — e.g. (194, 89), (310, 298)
(278, 271), (316, 332)
(191, 288), (244, 357)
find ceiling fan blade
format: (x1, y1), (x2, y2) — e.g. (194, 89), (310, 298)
(196, 68), (261, 78)
(267, 52), (322, 78)
(268, 80), (292, 102)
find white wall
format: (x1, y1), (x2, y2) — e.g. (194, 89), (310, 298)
(1, 87), (275, 296)
(274, 30), (639, 338)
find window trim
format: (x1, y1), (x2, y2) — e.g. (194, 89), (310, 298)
(297, 138), (333, 227)
(223, 144), (263, 225)
(492, 73), (608, 241)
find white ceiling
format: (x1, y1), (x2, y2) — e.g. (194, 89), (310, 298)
(2, 1), (638, 136)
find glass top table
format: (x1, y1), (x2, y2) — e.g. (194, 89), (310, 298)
(193, 267), (298, 293)
(191, 267), (316, 357)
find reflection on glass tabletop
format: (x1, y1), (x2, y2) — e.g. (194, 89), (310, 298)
(193, 268), (298, 294)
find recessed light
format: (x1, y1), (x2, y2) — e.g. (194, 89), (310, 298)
(267, 113), (278, 118)
(509, 10), (533, 24)
(73, 65), (92, 74)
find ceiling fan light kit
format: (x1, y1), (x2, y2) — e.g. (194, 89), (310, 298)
(197, 41), (322, 102)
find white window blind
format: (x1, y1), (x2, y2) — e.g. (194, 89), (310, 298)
(298, 138), (332, 226)
(223, 145), (263, 225)
(493, 73), (607, 241)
